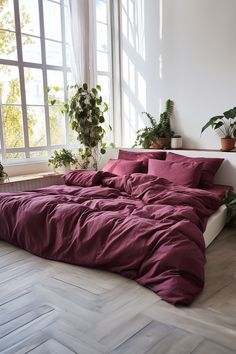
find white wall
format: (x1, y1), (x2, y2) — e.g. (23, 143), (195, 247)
(120, 0), (236, 149)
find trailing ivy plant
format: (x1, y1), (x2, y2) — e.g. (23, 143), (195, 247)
(49, 83), (112, 170)
(0, 162), (8, 182)
(66, 83), (109, 169)
(48, 149), (78, 169)
(133, 99), (175, 148)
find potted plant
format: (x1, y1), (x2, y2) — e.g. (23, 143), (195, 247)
(171, 134), (183, 149)
(48, 148), (78, 173)
(201, 107), (236, 151)
(0, 162), (9, 183)
(133, 99), (175, 149)
(64, 83), (112, 170)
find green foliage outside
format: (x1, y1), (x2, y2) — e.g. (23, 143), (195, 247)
(0, 0), (65, 159)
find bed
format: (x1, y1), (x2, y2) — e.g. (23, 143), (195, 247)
(0, 161), (229, 306)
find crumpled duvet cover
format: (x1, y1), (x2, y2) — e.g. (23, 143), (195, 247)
(0, 171), (223, 305)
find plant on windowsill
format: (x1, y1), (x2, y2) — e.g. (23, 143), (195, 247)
(50, 83), (113, 170)
(201, 107), (236, 151)
(48, 148), (78, 173)
(0, 162), (9, 183)
(133, 99), (175, 149)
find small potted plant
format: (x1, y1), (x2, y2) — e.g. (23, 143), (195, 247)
(201, 107), (236, 151)
(48, 148), (78, 173)
(133, 99), (175, 149)
(0, 162), (8, 183)
(171, 134), (183, 149)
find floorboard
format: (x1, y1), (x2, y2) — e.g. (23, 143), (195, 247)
(0, 228), (236, 353)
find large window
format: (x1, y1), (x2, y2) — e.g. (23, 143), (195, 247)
(95, 0), (113, 140)
(0, 0), (71, 162)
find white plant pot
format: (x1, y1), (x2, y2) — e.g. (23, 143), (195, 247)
(171, 137), (183, 149)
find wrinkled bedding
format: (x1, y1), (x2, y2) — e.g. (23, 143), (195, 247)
(0, 171), (223, 305)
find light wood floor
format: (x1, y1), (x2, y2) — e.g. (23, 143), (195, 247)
(0, 228), (236, 354)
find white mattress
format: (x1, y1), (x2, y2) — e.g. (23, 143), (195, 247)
(203, 204), (227, 248)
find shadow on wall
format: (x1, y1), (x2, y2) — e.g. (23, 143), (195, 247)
(121, 0), (163, 147)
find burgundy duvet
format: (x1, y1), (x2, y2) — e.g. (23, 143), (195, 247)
(0, 171), (223, 305)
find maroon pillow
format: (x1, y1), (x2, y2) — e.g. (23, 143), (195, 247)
(148, 159), (203, 187)
(64, 170), (115, 186)
(166, 152), (224, 186)
(102, 159), (143, 176)
(118, 150), (166, 172)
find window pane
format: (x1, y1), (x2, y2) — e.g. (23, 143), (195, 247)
(22, 35), (41, 63)
(0, 65), (21, 104)
(47, 70), (64, 103)
(30, 150), (47, 158)
(19, 0), (40, 36)
(49, 106), (66, 145)
(2, 106), (25, 148)
(97, 23), (108, 52)
(6, 152), (26, 159)
(97, 51), (109, 72)
(27, 106), (46, 147)
(0, 0), (15, 31)
(24, 68), (44, 105)
(0, 30), (17, 60)
(96, 0), (107, 24)
(97, 75), (110, 104)
(43, 0), (61, 41)
(45, 40), (62, 66)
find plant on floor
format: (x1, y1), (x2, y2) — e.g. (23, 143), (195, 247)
(225, 191), (236, 227)
(64, 83), (112, 170)
(48, 148), (78, 170)
(0, 162), (8, 182)
(201, 107), (236, 151)
(133, 99), (175, 149)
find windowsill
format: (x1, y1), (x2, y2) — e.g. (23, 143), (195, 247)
(0, 172), (62, 185)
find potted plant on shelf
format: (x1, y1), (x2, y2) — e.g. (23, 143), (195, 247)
(48, 148), (78, 173)
(0, 162), (9, 183)
(201, 107), (236, 151)
(133, 99), (175, 149)
(171, 134), (183, 149)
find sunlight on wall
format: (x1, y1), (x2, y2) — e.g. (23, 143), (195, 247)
(121, 0), (147, 147)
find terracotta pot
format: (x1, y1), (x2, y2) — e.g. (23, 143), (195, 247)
(151, 137), (170, 149)
(221, 138), (235, 151)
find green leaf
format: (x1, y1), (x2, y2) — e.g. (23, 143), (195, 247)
(213, 121), (224, 130)
(201, 116), (223, 134)
(50, 99), (56, 106)
(83, 83), (88, 90)
(99, 116), (105, 123)
(224, 107), (236, 119)
(91, 88), (97, 96)
(96, 84), (101, 91)
(53, 86), (60, 92)
(100, 148), (106, 154)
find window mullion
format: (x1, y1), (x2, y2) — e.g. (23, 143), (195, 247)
(0, 107), (6, 160)
(38, 0), (51, 152)
(14, 0), (30, 158)
(60, 0), (69, 146)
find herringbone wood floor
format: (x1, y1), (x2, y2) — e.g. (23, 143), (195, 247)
(0, 228), (236, 354)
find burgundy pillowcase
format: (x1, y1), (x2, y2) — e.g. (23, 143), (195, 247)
(118, 150), (166, 172)
(102, 159), (143, 176)
(166, 152), (224, 186)
(148, 159), (203, 187)
(64, 170), (115, 187)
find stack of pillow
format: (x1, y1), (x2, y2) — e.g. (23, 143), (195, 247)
(102, 150), (224, 188)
